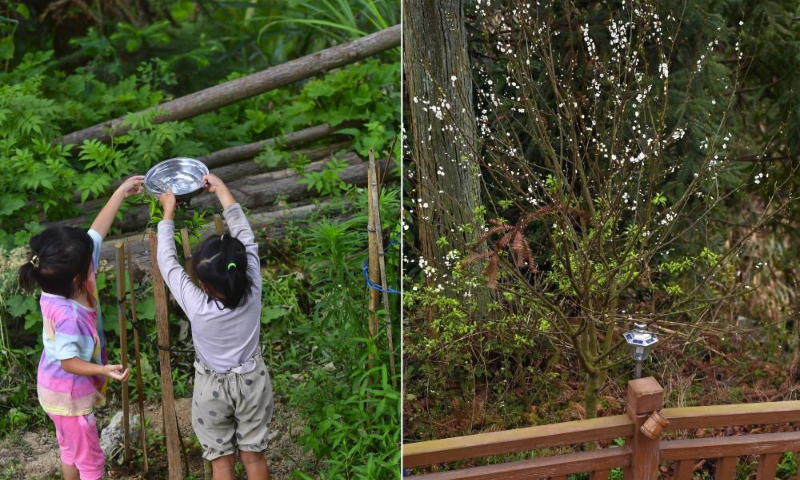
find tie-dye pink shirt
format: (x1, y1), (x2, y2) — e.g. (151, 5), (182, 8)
(37, 229), (109, 416)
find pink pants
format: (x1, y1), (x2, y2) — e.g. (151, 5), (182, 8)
(48, 412), (105, 480)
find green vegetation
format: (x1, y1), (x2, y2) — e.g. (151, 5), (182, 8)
(0, 0), (399, 478)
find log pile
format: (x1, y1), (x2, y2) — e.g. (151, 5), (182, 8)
(43, 25), (399, 273)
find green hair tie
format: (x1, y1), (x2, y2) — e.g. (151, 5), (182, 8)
(227, 262), (237, 270)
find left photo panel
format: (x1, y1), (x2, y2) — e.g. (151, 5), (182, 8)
(0, 2), (401, 479)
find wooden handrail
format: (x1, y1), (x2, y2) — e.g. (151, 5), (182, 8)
(663, 401), (800, 430)
(404, 378), (800, 479)
(402, 415), (633, 468)
(660, 431), (800, 460)
(406, 446), (631, 480)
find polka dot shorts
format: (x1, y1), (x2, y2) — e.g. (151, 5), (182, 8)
(191, 354), (274, 461)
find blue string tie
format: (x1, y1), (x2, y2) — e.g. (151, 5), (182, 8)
(363, 238), (401, 294)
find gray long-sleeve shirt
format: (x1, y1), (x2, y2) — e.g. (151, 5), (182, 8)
(157, 203), (262, 373)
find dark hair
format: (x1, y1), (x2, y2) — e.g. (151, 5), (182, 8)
(193, 234), (252, 310)
(18, 226), (94, 298)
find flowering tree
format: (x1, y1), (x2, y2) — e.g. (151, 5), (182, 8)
(407, 0), (799, 420)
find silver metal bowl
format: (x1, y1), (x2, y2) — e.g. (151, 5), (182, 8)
(144, 157), (209, 198)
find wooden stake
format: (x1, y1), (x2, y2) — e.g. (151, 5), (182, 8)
(147, 229), (185, 480)
(368, 150), (396, 381)
(180, 228), (195, 282)
(366, 164), (381, 342)
(125, 240), (148, 472)
(114, 242), (131, 463)
(214, 214), (225, 235)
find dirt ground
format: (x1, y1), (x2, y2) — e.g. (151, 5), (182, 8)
(0, 394), (316, 480)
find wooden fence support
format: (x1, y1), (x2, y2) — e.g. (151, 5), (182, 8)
(756, 453), (780, 479)
(125, 240), (148, 472)
(214, 214), (225, 236)
(366, 159), (380, 347)
(180, 228), (194, 281)
(624, 377), (663, 480)
(716, 457), (737, 480)
(57, 26), (400, 146)
(367, 150), (396, 381)
(147, 229), (185, 480)
(114, 242), (131, 463)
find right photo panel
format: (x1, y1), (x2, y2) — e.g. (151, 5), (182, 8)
(402, 1), (800, 479)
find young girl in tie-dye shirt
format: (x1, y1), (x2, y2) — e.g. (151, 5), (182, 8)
(18, 176), (143, 480)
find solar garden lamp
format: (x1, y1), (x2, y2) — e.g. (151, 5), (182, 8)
(623, 322), (658, 379)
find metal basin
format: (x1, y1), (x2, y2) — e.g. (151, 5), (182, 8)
(144, 157), (209, 199)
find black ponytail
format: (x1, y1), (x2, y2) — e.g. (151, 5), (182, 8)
(193, 234), (253, 310)
(17, 226), (94, 297)
(18, 260), (37, 293)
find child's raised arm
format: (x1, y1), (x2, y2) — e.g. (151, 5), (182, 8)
(156, 189), (206, 317)
(90, 175), (145, 239)
(202, 174), (260, 279)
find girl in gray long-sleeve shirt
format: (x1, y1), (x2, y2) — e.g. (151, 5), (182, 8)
(157, 174), (273, 480)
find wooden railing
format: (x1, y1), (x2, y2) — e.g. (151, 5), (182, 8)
(403, 377), (800, 479)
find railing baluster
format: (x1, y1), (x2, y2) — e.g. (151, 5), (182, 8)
(716, 457), (737, 480)
(673, 460), (695, 480)
(756, 452), (781, 479)
(590, 470), (610, 480)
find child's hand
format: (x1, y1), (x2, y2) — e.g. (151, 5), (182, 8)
(159, 188), (176, 220)
(102, 364), (130, 382)
(202, 174), (236, 209)
(202, 174), (228, 194)
(116, 175), (145, 198)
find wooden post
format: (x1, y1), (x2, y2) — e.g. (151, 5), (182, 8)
(624, 377), (664, 480)
(368, 150), (396, 381)
(180, 228), (195, 281)
(366, 159), (381, 343)
(125, 240), (148, 472)
(114, 242), (131, 463)
(147, 229), (185, 480)
(214, 214), (225, 235)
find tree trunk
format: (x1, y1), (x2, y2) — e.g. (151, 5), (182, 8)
(56, 26), (400, 147)
(585, 370), (599, 421)
(404, 0), (485, 290)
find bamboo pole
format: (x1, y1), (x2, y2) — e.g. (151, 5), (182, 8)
(368, 150), (396, 381)
(114, 242), (131, 463)
(56, 26), (400, 146)
(366, 163), (381, 345)
(147, 229), (185, 480)
(125, 240), (148, 472)
(180, 228), (194, 281)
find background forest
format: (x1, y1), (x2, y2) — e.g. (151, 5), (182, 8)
(0, 1), (400, 479)
(404, 0), (800, 477)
